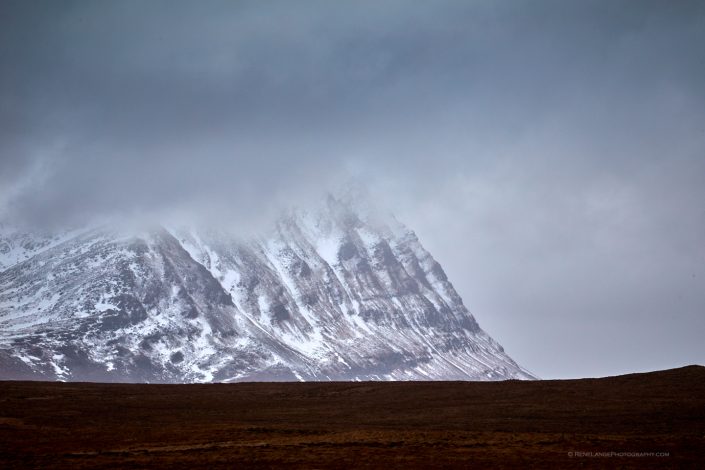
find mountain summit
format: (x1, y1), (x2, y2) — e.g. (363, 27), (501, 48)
(0, 197), (534, 382)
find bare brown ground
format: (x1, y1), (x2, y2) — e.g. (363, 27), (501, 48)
(0, 365), (703, 469)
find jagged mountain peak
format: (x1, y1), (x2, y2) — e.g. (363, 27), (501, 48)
(0, 200), (534, 382)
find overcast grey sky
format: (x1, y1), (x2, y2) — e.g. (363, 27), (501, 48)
(1, 1), (704, 378)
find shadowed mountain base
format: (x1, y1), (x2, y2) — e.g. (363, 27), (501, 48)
(0, 365), (703, 469)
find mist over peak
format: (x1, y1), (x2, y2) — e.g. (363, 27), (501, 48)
(1, 1), (703, 378)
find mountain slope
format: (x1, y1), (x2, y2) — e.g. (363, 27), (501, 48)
(0, 198), (534, 382)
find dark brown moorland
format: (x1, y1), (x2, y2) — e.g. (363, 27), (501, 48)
(0, 365), (703, 469)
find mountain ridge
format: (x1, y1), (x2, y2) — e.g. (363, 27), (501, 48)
(0, 197), (535, 382)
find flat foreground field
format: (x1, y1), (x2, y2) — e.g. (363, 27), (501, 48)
(0, 366), (703, 469)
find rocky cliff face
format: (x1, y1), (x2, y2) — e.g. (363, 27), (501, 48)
(0, 197), (534, 382)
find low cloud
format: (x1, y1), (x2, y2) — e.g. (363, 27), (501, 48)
(1, 0), (704, 377)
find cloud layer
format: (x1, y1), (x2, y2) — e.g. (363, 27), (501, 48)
(1, 1), (704, 377)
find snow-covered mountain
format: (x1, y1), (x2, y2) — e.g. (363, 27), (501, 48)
(0, 196), (534, 382)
